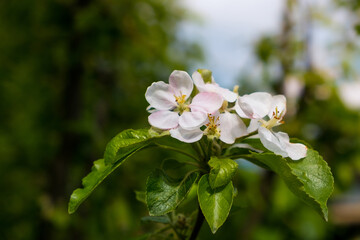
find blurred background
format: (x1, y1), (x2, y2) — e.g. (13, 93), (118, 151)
(1, 0), (360, 239)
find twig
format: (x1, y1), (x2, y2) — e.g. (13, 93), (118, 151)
(188, 206), (205, 240)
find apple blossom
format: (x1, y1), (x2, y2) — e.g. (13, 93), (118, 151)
(236, 93), (307, 160)
(145, 70), (223, 142)
(189, 69), (247, 144)
(171, 111), (247, 144)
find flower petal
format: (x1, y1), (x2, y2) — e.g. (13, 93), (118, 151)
(179, 111), (207, 130)
(215, 87), (238, 102)
(145, 81), (176, 110)
(269, 95), (287, 118)
(247, 119), (260, 133)
(276, 132), (307, 160)
(234, 99), (248, 118)
(192, 71), (237, 102)
(169, 70), (194, 99)
(170, 127), (203, 143)
(190, 92), (223, 114)
(258, 126), (288, 157)
(237, 92), (272, 119)
(218, 112), (247, 144)
(148, 111), (179, 130)
(258, 128), (307, 160)
(192, 71), (206, 90)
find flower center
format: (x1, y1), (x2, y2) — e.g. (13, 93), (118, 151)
(174, 94), (189, 114)
(174, 94), (186, 104)
(260, 106), (285, 129)
(204, 114), (221, 139)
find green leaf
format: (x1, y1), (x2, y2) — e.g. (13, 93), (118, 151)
(208, 157), (238, 189)
(198, 174), (234, 234)
(246, 149), (334, 220)
(241, 138), (268, 152)
(68, 159), (120, 214)
(68, 128), (193, 214)
(68, 129), (163, 214)
(161, 159), (186, 170)
(141, 216), (170, 224)
(146, 169), (198, 216)
(104, 128), (168, 165)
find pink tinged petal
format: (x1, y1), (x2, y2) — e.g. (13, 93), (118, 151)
(258, 126), (288, 158)
(148, 111), (179, 130)
(276, 132), (307, 160)
(218, 112), (247, 144)
(247, 119), (260, 133)
(190, 92), (223, 114)
(269, 95), (287, 118)
(170, 127), (203, 143)
(238, 92), (272, 119)
(169, 70), (194, 99)
(145, 81), (177, 110)
(179, 111), (207, 130)
(216, 87), (238, 102)
(192, 73), (237, 102)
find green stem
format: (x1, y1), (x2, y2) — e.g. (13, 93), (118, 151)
(191, 143), (203, 159)
(155, 144), (199, 162)
(235, 131), (258, 143)
(228, 154), (253, 160)
(213, 140), (222, 156)
(183, 161), (202, 168)
(188, 205), (205, 240)
(207, 139), (213, 161)
(196, 142), (205, 159)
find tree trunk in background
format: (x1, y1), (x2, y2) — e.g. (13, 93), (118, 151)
(39, 1), (89, 239)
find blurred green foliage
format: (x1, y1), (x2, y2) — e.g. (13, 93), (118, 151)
(0, 0), (201, 239)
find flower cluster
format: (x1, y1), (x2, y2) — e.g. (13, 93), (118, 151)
(145, 70), (307, 160)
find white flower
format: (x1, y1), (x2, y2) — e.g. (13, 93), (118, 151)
(235, 93), (307, 160)
(192, 69), (238, 102)
(171, 112), (247, 144)
(190, 69), (247, 143)
(145, 70), (223, 143)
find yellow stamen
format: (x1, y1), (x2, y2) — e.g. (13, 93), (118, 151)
(174, 93), (189, 114)
(261, 106), (285, 129)
(174, 94), (186, 104)
(204, 114), (221, 139)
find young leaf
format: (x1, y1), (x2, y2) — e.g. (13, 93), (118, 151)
(208, 157), (238, 189)
(198, 174), (234, 234)
(68, 159), (122, 214)
(246, 149), (334, 220)
(236, 138), (268, 152)
(104, 128), (168, 165)
(68, 128), (194, 214)
(146, 169), (198, 216)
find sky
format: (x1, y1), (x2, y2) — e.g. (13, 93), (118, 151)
(179, 0), (284, 87)
(179, 0), (356, 89)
